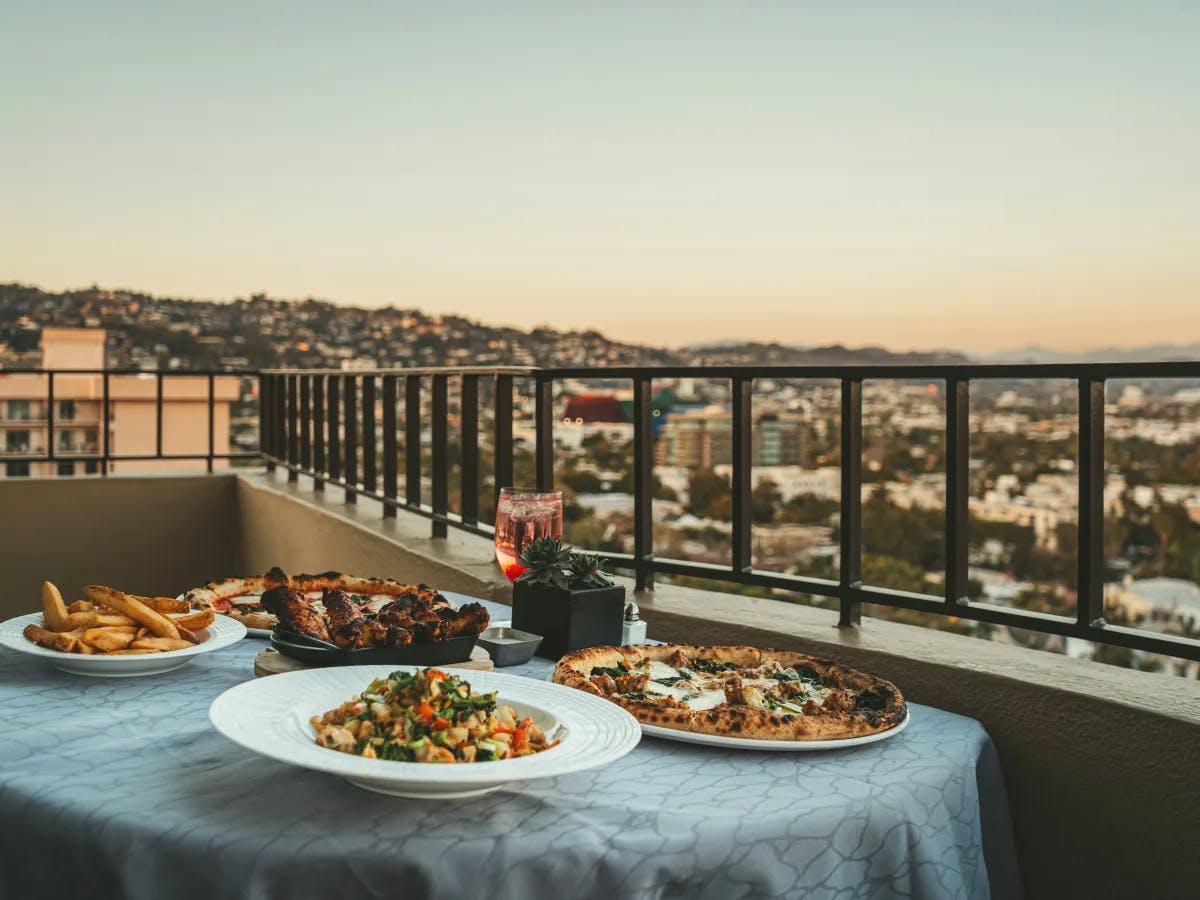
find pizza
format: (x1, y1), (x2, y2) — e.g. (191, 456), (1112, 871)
(183, 567), (446, 631)
(552, 644), (906, 741)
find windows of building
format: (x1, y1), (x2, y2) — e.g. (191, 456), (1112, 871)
(5, 462), (30, 477)
(57, 461), (75, 476)
(84, 460), (99, 475)
(5, 400), (31, 421)
(5, 431), (32, 453)
(58, 400), (77, 421)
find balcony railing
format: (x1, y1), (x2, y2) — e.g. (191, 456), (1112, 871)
(0, 369), (257, 471)
(9, 363), (1200, 662)
(258, 361), (1200, 664)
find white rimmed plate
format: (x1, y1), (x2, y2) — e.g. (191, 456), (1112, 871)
(209, 665), (642, 798)
(639, 709), (910, 751)
(0, 612), (247, 677)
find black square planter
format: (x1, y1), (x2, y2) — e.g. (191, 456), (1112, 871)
(511, 581), (626, 660)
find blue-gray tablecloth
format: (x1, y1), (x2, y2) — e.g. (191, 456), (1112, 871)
(0, 598), (1022, 899)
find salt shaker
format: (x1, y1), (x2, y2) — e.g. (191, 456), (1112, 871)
(621, 600), (647, 645)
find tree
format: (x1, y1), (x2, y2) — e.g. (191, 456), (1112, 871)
(687, 469), (731, 520)
(559, 468), (603, 494)
(778, 493), (839, 525)
(751, 478), (782, 525)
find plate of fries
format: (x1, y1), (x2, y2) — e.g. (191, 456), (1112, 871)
(0, 581), (247, 677)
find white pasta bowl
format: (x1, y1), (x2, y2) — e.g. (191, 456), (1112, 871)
(209, 664), (642, 798)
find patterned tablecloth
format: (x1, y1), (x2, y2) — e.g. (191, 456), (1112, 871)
(0, 598), (1022, 900)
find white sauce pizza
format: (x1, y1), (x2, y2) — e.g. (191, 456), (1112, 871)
(553, 644), (906, 741)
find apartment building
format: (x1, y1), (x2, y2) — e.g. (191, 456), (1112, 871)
(655, 407), (807, 469)
(0, 328), (239, 477)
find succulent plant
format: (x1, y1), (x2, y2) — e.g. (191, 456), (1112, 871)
(516, 537), (614, 590)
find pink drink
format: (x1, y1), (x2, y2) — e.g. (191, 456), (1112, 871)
(494, 489), (563, 582)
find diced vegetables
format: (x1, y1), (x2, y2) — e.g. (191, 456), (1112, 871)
(311, 668), (558, 764)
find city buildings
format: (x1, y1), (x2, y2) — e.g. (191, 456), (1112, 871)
(0, 328), (239, 478)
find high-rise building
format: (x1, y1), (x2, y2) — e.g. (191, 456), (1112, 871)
(0, 328), (239, 478)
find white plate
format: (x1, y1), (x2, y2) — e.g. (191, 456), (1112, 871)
(209, 665), (642, 798)
(0, 612), (247, 677)
(639, 709), (910, 751)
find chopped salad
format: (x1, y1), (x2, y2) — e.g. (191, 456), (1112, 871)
(311, 667), (559, 763)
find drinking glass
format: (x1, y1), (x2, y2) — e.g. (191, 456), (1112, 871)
(494, 488), (564, 582)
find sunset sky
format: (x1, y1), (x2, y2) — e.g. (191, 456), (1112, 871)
(2, 1), (1197, 352)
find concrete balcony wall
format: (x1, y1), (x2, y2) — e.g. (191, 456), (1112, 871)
(0, 473), (241, 613)
(1, 471), (1197, 898)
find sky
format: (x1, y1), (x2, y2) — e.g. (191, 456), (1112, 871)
(2, 1), (1198, 353)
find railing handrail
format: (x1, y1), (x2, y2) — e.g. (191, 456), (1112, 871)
(264, 361), (1200, 378)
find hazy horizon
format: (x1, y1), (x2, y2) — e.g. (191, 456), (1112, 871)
(3, 1), (1198, 352)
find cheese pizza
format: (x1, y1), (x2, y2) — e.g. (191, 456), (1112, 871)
(553, 644), (906, 741)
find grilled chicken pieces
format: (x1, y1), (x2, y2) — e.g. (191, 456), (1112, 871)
(265, 585), (488, 649)
(261, 587), (331, 643)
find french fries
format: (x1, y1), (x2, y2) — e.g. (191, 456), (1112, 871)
(142, 597), (190, 615)
(171, 608), (214, 631)
(26, 581), (215, 658)
(41, 581), (71, 631)
(23, 623), (83, 653)
(83, 586), (181, 640)
(82, 626), (137, 652)
(63, 610), (99, 631)
(131, 637), (194, 652)
(96, 613), (136, 627)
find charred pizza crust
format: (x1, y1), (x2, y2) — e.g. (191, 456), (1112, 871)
(553, 644), (906, 741)
(183, 567), (442, 629)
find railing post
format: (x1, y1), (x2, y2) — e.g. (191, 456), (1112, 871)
(731, 376), (753, 573)
(156, 372), (165, 461)
(632, 376), (655, 591)
(343, 374), (358, 503)
(838, 378), (863, 626)
(945, 377), (970, 606)
(102, 371), (110, 477)
(405, 376), (421, 508)
(460, 375), (479, 526)
(381, 374), (397, 517)
(286, 374), (298, 482)
(299, 375), (311, 473)
(362, 375), (377, 494)
(534, 374), (554, 491)
(260, 375), (273, 471)
(207, 373), (216, 473)
(312, 375), (325, 490)
(431, 374), (449, 538)
(327, 373), (341, 484)
(1078, 377), (1106, 629)
(493, 374), (514, 519)
(47, 372), (55, 471)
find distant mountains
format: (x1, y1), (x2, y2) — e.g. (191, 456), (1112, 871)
(680, 341), (968, 366)
(975, 344), (1200, 364)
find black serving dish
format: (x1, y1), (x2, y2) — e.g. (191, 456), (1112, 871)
(269, 627), (478, 667)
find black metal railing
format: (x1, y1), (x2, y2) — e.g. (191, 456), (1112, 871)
(258, 368), (530, 538)
(0, 369), (257, 473)
(261, 361), (1200, 663)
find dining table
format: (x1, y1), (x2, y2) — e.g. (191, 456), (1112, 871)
(0, 596), (1023, 899)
